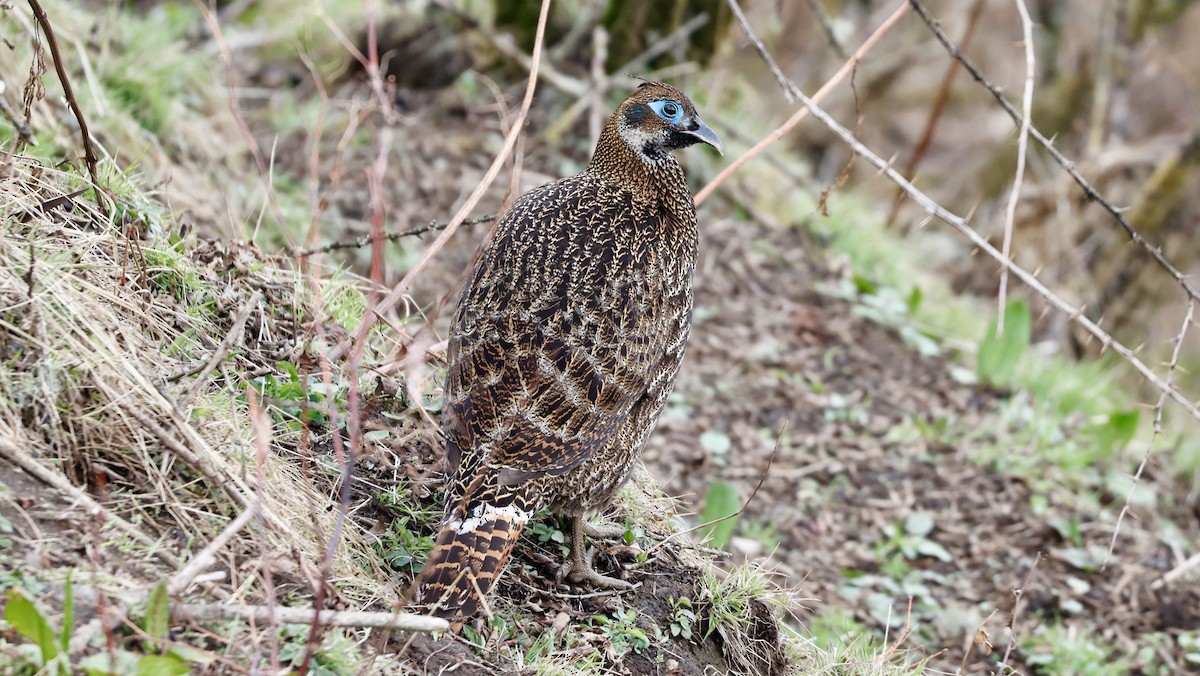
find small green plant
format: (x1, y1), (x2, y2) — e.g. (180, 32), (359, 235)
(1019, 622), (1132, 675)
(378, 517), (434, 575)
(697, 480), (740, 549)
(250, 362), (347, 429)
(277, 624), (358, 676)
(529, 520), (569, 557)
(667, 597), (697, 640)
(977, 300), (1032, 386)
(873, 511), (953, 578)
(591, 609), (650, 658)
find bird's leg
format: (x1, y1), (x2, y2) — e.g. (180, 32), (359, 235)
(583, 519), (627, 540)
(558, 514), (633, 590)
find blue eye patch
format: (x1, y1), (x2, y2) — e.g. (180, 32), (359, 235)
(648, 99), (685, 123)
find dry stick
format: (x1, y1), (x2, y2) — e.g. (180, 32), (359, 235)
(996, 0), (1036, 335)
(886, 0), (986, 227)
(329, 0), (553, 363)
(908, 0), (1200, 307)
(725, 0), (795, 103)
(1107, 299), (1195, 569)
(1158, 551), (1200, 589)
(694, 1), (911, 207)
(193, 0), (282, 239)
(0, 437), (182, 568)
(27, 0), (103, 209)
(1001, 552), (1042, 666)
(0, 88), (36, 145)
(168, 503), (259, 596)
(783, 78), (1200, 422)
(177, 292), (262, 409)
(170, 604), (449, 633)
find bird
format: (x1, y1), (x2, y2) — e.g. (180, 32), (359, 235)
(408, 81), (722, 628)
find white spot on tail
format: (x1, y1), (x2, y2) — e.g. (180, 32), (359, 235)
(455, 503), (532, 535)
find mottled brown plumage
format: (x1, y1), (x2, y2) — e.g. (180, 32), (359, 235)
(409, 82), (722, 627)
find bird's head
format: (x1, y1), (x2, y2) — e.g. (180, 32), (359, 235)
(614, 82), (723, 163)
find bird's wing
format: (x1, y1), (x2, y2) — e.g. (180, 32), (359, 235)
(442, 178), (664, 485)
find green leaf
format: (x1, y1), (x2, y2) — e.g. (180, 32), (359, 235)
(698, 481), (740, 549)
(61, 573), (73, 658)
(144, 582), (170, 645)
(976, 300), (1032, 385)
(4, 588), (59, 666)
(135, 654), (191, 676)
(907, 286), (923, 314)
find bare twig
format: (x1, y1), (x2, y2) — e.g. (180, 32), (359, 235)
(996, 0), (1036, 334)
(887, 0), (985, 226)
(726, 0), (795, 102)
(170, 603), (450, 633)
(0, 436), (182, 568)
(646, 422), (785, 557)
(1001, 552), (1041, 666)
(176, 292), (261, 408)
(27, 0), (103, 208)
(908, 0), (1200, 308)
(331, 0), (554, 363)
(292, 216), (496, 259)
(168, 503), (259, 596)
(1158, 551), (1200, 588)
(694, 1), (911, 206)
(1107, 299), (1194, 568)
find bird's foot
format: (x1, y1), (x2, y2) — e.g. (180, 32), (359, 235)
(556, 514), (633, 590)
(557, 546), (633, 590)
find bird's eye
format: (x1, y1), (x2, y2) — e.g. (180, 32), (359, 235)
(649, 99), (684, 122)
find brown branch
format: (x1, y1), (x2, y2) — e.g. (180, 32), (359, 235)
(27, 0), (104, 209)
(694, 1), (911, 206)
(329, 0), (554, 363)
(886, 0), (985, 226)
(175, 292), (262, 407)
(290, 216), (496, 259)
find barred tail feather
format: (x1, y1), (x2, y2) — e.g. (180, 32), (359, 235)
(407, 498), (531, 628)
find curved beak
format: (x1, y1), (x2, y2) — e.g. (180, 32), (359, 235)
(683, 117), (724, 156)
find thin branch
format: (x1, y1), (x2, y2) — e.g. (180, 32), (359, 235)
(27, 0), (104, 209)
(176, 292), (261, 408)
(330, 0), (554, 363)
(887, 0), (985, 227)
(695, 1), (911, 206)
(908, 0), (1200, 308)
(168, 503), (258, 596)
(725, 0), (794, 102)
(1001, 552), (1042, 666)
(1106, 299), (1194, 568)
(996, 0), (1036, 334)
(291, 216), (496, 259)
(170, 603), (450, 633)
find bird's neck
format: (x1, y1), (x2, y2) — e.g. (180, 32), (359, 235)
(587, 126), (696, 222)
